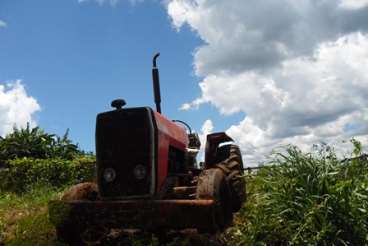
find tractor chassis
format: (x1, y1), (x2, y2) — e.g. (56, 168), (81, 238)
(48, 199), (219, 237)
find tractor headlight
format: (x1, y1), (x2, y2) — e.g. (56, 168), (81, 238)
(103, 168), (116, 182)
(133, 165), (146, 180)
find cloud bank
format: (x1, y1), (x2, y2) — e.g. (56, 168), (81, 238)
(0, 81), (41, 137)
(167, 0), (368, 165)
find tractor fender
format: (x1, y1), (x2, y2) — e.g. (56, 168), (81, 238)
(204, 132), (233, 168)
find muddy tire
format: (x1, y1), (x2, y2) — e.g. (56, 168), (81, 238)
(61, 182), (98, 201)
(56, 182), (99, 245)
(196, 168), (233, 232)
(214, 144), (246, 212)
(56, 224), (107, 246)
(56, 224), (83, 246)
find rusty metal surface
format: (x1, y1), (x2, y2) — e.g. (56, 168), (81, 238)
(172, 186), (196, 194)
(49, 199), (219, 232)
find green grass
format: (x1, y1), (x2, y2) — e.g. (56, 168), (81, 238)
(226, 143), (368, 245)
(2, 141), (368, 245)
(0, 186), (220, 245)
(0, 186), (64, 245)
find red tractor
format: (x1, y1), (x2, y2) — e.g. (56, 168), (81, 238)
(49, 53), (246, 244)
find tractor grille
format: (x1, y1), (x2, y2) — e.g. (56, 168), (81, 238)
(96, 107), (155, 198)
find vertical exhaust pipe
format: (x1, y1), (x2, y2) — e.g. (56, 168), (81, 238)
(152, 53), (162, 113)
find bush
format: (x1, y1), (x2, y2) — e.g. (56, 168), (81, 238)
(0, 156), (96, 193)
(0, 124), (82, 161)
(227, 142), (368, 245)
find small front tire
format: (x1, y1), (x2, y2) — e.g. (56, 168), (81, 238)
(196, 168), (233, 232)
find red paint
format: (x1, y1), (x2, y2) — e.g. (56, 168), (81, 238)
(153, 112), (188, 192)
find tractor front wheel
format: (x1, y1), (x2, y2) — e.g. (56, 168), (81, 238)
(196, 168), (233, 233)
(55, 182), (99, 245)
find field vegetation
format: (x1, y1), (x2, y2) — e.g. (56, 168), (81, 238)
(0, 124), (81, 162)
(0, 125), (94, 245)
(226, 140), (368, 245)
(1, 125), (368, 245)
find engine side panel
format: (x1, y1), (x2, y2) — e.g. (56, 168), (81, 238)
(153, 112), (189, 192)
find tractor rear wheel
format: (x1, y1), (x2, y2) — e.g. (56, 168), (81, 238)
(196, 168), (233, 233)
(56, 182), (99, 245)
(214, 144), (246, 212)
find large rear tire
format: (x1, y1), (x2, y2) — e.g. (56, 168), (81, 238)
(196, 168), (233, 233)
(214, 144), (246, 212)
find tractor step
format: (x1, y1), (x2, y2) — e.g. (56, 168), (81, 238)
(48, 199), (219, 234)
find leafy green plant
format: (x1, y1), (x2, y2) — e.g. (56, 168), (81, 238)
(0, 156), (96, 193)
(0, 123), (82, 161)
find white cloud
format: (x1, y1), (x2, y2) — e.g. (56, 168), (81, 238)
(339, 0), (368, 9)
(166, 0), (368, 165)
(197, 119), (214, 160)
(179, 97), (206, 111)
(200, 119), (213, 139)
(0, 20), (7, 28)
(167, 0), (368, 76)
(207, 33), (368, 165)
(0, 81), (41, 136)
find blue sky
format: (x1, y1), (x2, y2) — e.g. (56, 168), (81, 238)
(0, 0), (243, 152)
(1, 0), (368, 165)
